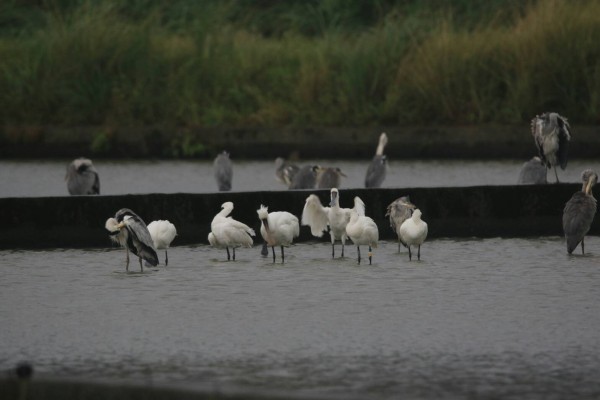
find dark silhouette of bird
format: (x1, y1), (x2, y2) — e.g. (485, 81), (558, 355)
(518, 156), (547, 185)
(365, 133), (388, 188)
(214, 151), (233, 191)
(66, 157), (100, 195)
(315, 167), (346, 189)
(563, 169), (597, 254)
(531, 112), (571, 183)
(289, 165), (319, 189)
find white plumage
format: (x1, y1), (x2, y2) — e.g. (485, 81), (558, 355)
(147, 220), (177, 266)
(257, 204), (299, 263)
(345, 196), (379, 265)
(399, 209), (428, 261)
(208, 202), (255, 261)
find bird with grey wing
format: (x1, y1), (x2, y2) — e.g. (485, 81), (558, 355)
(517, 156), (547, 185)
(530, 112), (571, 183)
(386, 196), (416, 252)
(214, 151), (233, 191)
(365, 133), (388, 188)
(562, 169), (597, 255)
(66, 157), (100, 195)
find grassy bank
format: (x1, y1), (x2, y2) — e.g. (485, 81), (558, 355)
(0, 0), (599, 132)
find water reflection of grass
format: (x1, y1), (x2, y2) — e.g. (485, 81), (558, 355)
(0, 0), (598, 130)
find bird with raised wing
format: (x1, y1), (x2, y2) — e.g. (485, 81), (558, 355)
(345, 196), (379, 265)
(105, 208), (158, 272)
(147, 220), (177, 266)
(257, 205), (299, 263)
(365, 133), (388, 188)
(66, 157), (100, 195)
(386, 196), (416, 252)
(563, 169), (597, 255)
(531, 112), (571, 183)
(208, 202), (255, 261)
(399, 209), (428, 261)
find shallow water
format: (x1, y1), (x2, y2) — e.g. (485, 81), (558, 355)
(2, 158), (599, 197)
(2, 237), (600, 399)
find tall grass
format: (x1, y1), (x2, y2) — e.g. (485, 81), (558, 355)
(0, 0), (598, 130)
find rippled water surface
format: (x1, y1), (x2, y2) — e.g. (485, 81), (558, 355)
(2, 238), (600, 399)
(2, 158), (600, 197)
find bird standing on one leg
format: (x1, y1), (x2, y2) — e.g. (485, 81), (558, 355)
(563, 169), (597, 255)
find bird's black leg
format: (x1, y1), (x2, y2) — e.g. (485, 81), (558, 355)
(139, 257), (143, 272)
(408, 246), (412, 261)
(582, 238), (585, 255)
(357, 246), (361, 265)
(554, 167), (560, 184)
(281, 246), (285, 263)
(226, 247), (231, 261)
(368, 245), (373, 265)
(331, 243), (335, 259)
(418, 245), (421, 260)
(398, 241), (402, 253)
(125, 248), (130, 271)
(233, 247), (236, 261)
(165, 250), (168, 266)
(341, 243), (344, 258)
(272, 246), (276, 263)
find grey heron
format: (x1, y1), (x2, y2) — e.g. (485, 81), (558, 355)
(386, 196), (416, 251)
(399, 209), (428, 261)
(316, 167), (346, 189)
(365, 133), (388, 188)
(105, 208), (159, 272)
(275, 157), (300, 187)
(345, 196), (379, 265)
(214, 151), (233, 191)
(531, 112), (571, 183)
(562, 169), (597, 254)
(289, 165), (319, 189)
(517, 156), (548, 185)
(66, 157), (100, 195)
(208, 202), (255, 261)
(147, 220), (177, 266)
(257, 205), (299, 263)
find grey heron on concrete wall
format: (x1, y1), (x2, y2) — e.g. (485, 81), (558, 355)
(66, 157), (100, 195)
(289, 165), (320, 189)
(275, 157), (300, 188)
(562, 169), (597, 255)
(530, 112), (571, 183)
(214, 151), (233, 191)
(105, 208), (159, 272)
(386, 196), (416, 252)
(517, 156), (548, 185)
(365, 133), (388, 188)
(315, 167), (346, 189)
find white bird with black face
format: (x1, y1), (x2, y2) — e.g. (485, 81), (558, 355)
(531, 112), (571, 183)
(563, 169), (598, 255)
(147, 220), (177, 266)
(257, 205), (299, 263)
(105, 208), (159, 272)
(365, 133), (388, 188)
(66, 157), (100, 195)
(208, 202), (255, 261)
(399, 209), (428, 261)
(386, 196), (416, 252)
(214, 151), (233, 191)
(345, 196), (379, 265)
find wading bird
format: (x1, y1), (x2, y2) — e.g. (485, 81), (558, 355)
(562, 169), (597, 254)
(316, 167), (346, 189)
(257, 205), (299, 263)
(518, 156), (548, 185)
(208, 202), (255, 261)
(147, 220), (177, 266)
(399, 209), (428, 261)
(289, 165), (320, 189)
(346, 196), (379, 265)
(66, 157), (100, 195)
(105, 208), (158, 272)
(214, 151), (233, 191)
(531, 112), (571, 183)
(275, 157), (300, 188)
(365, 133), (388, 188)
(301, 189), (352, 258)
(386, 196), (416, 252)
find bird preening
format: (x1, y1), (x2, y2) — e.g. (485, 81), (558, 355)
(66, 157), (100, 195)
(563, 169), (597, 255)
(208, 201), (255, 261)
(530, 112), (571, 183)
(386, 196), (416, 252)
(365, 132), (388, 188)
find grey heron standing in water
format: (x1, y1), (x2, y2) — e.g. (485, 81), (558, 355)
(517, 156), (547, 185)
(66, 157), (100, 195)
(214, 151), (233, 191)
(365, 132), (388, 188)
(105, 208), (159, 272)
(386, 196), (416, 252)
(531, 112), (571, 183)
(562, 169), (597, 255)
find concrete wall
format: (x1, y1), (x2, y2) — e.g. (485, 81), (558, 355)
(0, 184), (593, 249)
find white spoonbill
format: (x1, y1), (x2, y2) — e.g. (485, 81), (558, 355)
(386, 196), (416, 252)
(399, 209), (428, 261)
(105, 208), (158, 272)
(345, 196), (379, 265)
(257, 205), (299, 263)
(208, 202), (255, 261)
(147, 220), (177, 266)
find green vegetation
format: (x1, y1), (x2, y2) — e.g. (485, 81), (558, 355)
(0, 0), (598, 130)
